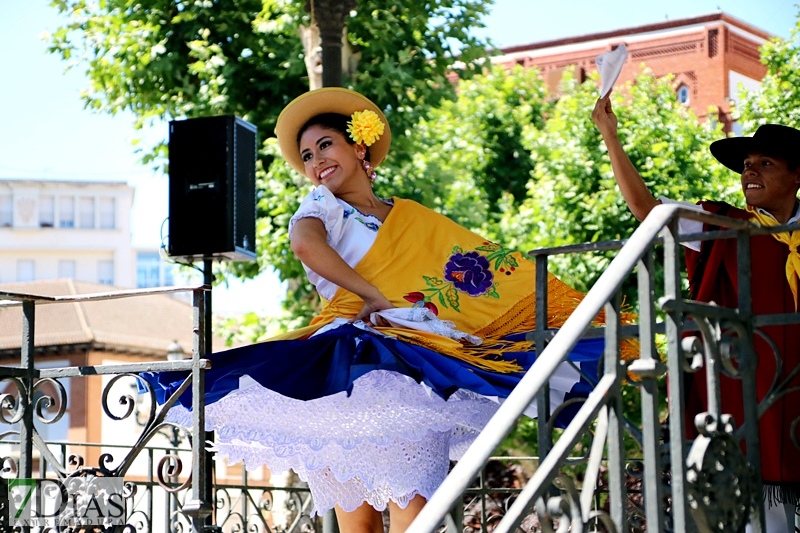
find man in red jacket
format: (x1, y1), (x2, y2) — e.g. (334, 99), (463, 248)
(592, 95), (800, 532)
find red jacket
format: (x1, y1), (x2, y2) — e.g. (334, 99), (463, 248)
(684, 201), (800, 500)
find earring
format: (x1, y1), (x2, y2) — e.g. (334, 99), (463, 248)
(362, 159), (377, 181)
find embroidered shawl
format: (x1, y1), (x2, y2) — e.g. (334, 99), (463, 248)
(273, 198), (629, 372)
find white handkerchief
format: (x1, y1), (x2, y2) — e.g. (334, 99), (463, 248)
(370, 307), (483, 345)
(595, 43), (628, 98)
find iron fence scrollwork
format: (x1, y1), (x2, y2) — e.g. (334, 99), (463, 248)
(2, 205), (800, 533)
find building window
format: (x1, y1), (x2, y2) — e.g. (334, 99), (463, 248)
(39, 196), (55, 227)
(98, 260), (114, 285)
(0, 195), (12, 227)
(99, 197), (115, 229)
(677, 85), (690, 105)
(136, 252), (162, 288)
(59, 260), (76, 279)
(78, 197), (95, 229)
(59, 196), (75, 228)
(18, 260), (34, 282)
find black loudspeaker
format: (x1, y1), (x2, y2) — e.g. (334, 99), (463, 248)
(168, 115), (258, 262)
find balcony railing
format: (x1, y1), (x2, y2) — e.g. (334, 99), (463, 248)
(413, 204), (800, 533)
(1, 204), (798, 532)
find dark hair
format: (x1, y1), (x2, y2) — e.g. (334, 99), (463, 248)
(297, 113), (371, 161)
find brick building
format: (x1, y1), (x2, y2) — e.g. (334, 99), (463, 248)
(493, 12), (771, 132)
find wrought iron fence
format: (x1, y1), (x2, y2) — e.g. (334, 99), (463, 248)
(0, 285), (321, 533)
(2, 204), (799, 533)
(0, 438), (317, 533)
(414, 204), (800, 533)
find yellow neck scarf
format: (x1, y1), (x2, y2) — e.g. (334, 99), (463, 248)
(745, 204), (800, 310)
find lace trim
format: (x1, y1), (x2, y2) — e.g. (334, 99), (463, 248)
(215, 431), (451, 515)
(305, 468), (431, 515)
(165, 370), (499, 514)
(342, 198), (394, 221)
(288, 212), (332, 243)
(371, 307), (483, 345)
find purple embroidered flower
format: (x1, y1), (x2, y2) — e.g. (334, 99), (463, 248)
(444, 251), (494, 296)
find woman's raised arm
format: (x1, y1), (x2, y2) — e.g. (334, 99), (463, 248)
(290, 216), (393, 322)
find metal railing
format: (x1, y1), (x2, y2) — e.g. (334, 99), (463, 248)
(0, 438), (317, 533)
(0, 284), (320, 533)
(0, 285), (209, 532)
(2, 204), (799, 533)
(411, 204), (800, 533)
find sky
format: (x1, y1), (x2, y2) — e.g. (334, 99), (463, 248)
(0, 0), (797, 313)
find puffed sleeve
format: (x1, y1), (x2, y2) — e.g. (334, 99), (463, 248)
(288, 185), (346, 247)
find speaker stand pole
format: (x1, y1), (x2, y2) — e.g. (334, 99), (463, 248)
(203, 258), (217, 531)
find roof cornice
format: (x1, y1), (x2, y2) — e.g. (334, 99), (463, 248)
(498, 12), (773, 55)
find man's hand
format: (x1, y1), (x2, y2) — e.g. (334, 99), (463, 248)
(590, 95), (661, 221)
(592, 96), (618, 139)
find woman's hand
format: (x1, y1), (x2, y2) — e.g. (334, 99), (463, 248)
(351, 290), (394, 326)
(291, 217), (395, 325)
(592, 96), (618, 139)
(293, 218), (388, 312)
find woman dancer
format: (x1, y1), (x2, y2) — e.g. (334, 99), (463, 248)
(151, 88), (627, 533)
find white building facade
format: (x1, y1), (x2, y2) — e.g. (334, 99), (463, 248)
(0, 179), (172, 288)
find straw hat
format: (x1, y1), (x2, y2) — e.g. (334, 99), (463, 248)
(275, 87), (392, 176)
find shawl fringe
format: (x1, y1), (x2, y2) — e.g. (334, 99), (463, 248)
(763, 482), (800, 508)
(396, 277), (639, 373)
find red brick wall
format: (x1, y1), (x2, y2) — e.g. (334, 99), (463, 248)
(495, 19), (769, 130)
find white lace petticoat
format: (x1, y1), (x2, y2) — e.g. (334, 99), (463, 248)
(166, 369), (501, 515)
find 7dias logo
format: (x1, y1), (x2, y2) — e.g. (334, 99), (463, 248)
(5, 476), (125, 528)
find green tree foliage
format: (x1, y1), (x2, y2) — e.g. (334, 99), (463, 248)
(45, 0), (493, 325)
(46, 0), (743, 334)
(488, 69), (739, 293)
(47, 0), (490, 147)
(484, 71), (734, 458)
(380, 64), (738, 298)
(383, 64), (549, 230)
(48, 0), (308, 151)
(736, 9), (800, 130)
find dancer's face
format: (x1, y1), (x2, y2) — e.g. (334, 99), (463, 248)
(741, 152), (800, 213)
(300, 126), (364, 193)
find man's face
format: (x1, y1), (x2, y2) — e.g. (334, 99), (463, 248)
(741, 152), (800, 212)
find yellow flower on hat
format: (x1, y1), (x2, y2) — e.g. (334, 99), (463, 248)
(347, 110), (385, 147)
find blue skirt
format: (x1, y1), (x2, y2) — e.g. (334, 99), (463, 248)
(143, 324), (603, 515)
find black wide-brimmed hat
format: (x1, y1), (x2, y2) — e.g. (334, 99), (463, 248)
(710, 124), (800, 173)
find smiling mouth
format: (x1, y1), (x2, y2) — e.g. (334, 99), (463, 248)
(318, 167), (336, 180)
(745, 183), (764, 190)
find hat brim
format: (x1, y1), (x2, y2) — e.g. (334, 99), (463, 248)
(710, 137), (766, 174)
(275, 88), (392, 177)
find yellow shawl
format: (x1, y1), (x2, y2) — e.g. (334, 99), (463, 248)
(272, 198), (631, 372)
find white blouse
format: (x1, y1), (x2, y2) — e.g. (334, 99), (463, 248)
(288, 185), (392, 300)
